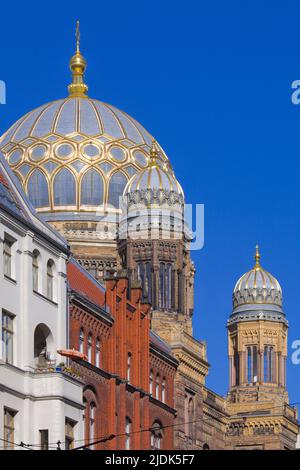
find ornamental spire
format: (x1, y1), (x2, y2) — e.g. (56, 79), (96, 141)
(68, 20), (88, 97)
(149, 140), (159, 167)
(254, 244), (261, 267)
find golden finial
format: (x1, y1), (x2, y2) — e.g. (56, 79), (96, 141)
(149, 140), (158, 167)
(76, 20), (80, 53)
(68, 20), (88, 97)
(254, 244), (261, 266)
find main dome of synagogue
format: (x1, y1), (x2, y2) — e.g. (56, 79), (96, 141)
(0, 36), (177, 220)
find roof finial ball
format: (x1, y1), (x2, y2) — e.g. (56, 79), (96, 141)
(68, 20), (88, 97)
(254, 244), (261, 267)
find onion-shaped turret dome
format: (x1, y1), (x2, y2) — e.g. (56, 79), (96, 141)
(228, 246), (287, 326)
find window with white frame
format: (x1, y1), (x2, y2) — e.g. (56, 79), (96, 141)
(2, 311), (14, 364)
(127, 353), (132, 382)
(155, 373), (160, 399)
(79, 328), (84, 354)
(4, 408), (17, 450)
(149, 369), (153, 395)
(32, 250), (40, 292)
(125, 417), (131, 450)
(89, 403), (96, 448)
(3, 235), (14, 279)
(65, 418), (75, 450)
(46, 260), (54, 300)
(87, 333), (92, 363)
(162, 377), (166, 403)
(150, 421), (163, 450)
(96, 337), (101, 368)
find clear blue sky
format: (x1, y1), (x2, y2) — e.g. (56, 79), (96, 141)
(1, 1), (300, 403)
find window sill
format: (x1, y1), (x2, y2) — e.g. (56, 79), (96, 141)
(4, 274), (17, 284)
(33, 290), (58, 306)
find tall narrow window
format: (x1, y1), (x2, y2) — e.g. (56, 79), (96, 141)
(127, 353), (132, 382)
(65, 419), (75, 450)
(32, 250), (39, 292)
(264, 346), (275, 382)
(159, 262), (172, 309)
(87, 333), (92, 363)
(4, 408), (16, 450)
(162, 378), (166, 403)
(79, 328), (84, 354)
(89, 403), (96, 448)
(125, 417), (131, 450)
(165, 264), (172, 309)
(47, 260), (54, 300)
(2, 311), (14, 364)
(83, 398), (87, 438)
(156, 373), (160, 399)
(96, 337), (101, 368)
(149, 370), (153, 395)
(247, 347), (252, 383)
(3, 238), (13, 278)
(159, 263), (165, 308)
(28, 170), (49, 208)
(188, 398), (194, 440)
(54, 169), (76, 206)
(247, 346), (258, 383)
(39, 430), (49, 450)
(108, 172), (128, 208)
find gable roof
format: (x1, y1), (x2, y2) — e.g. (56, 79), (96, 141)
(67, 258), (106, 309)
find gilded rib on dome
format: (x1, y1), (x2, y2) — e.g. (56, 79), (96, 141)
(0, 28), (179, 219)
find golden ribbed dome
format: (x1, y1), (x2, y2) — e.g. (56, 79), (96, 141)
(233, 246), (282, 308)
(124, 141), (183, 196)
(0, 25), (177, 220)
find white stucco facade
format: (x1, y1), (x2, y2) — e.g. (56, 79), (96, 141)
(0, 170), (84, 450)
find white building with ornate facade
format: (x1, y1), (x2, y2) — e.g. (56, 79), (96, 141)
(0, 157), (83, 449)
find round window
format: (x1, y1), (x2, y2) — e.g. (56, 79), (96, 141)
(110, 147), (126, 162)
(82, 144), (101, 158)
(55, 143), (74, 159)
(9, 149), (23, 165)
(134, 151), (148, 167)
(30, 145), (47, 162)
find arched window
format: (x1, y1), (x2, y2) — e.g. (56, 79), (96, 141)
(108, 171), (127, 208)
(81, 170), (104, 206)
(88, 333), (92, 363)
(47, 260), (54, 300)
(79, 328), (84, 354)
(90, 403), (96, 448)
(96, 337), (101, 368)
(32, 250), (40, 292)
(127, 353), (132, 382)
(53, 168), (76, 206)
(162, 378), (166, 403)
(149, 370), (153, 395)
(203, 443), (210, 450)
(34, 323), (53, 367)
(28, 170), (49, 208)
(156, 373), (160, 400)
(151, 421), (163, 450)
(125, 417), (131, 450)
